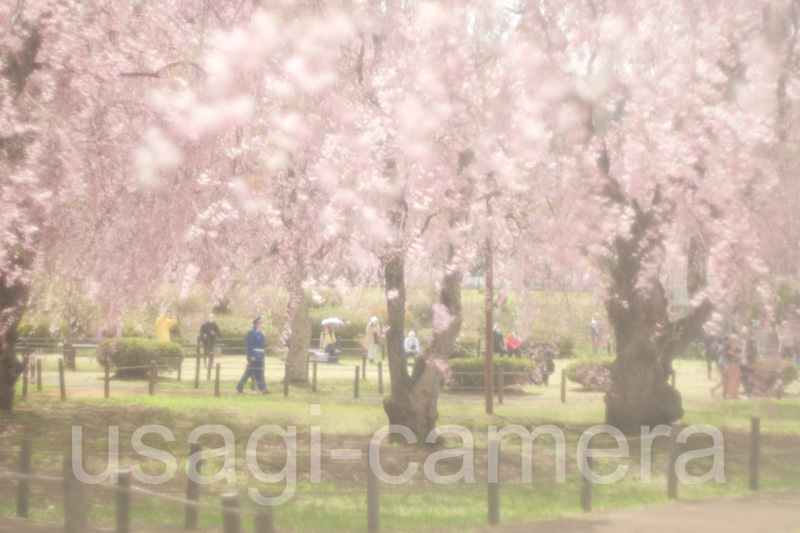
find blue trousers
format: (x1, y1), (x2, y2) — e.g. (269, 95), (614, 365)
(237, 357), (266, 391)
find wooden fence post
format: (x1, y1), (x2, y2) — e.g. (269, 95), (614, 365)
(59, 358), (67, 400)
(750, 417), (760, 492)
(668, 423), (679, 499)
(194, 355), (201, 389)
(116, 469), (132, 533)
(497, 368), (504, 405)
(36, 359), (42, 392)
(312, 360), (318, 393)
(255, 507), (274, 533)
(378, 361), (383, 395)
(367, 457), (380, 533)
(63, 456), (88, 533)
(22, 356), (28, 400)
(105, 360), (111, 399)
(149, 360), (156, 396)
(207, 353), (213, 382)
(581, 455), (593, 513)
(67, 347), (76, 371)
(222, 492), (240, 533)
(284, 364), (290, 397)
(16, 440), (32, 518)
(488, 438), (500, 525)
(560, 369), (566, 404)
(381, 342), (385, 361)
(185, 443), (201, 530)
(215, 363), (221, 397)
(355, 366), (360, 399)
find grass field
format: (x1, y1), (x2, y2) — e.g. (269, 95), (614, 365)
(1, 355), (799, 532)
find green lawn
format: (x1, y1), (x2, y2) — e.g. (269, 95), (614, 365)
(1, 358), (799, 531)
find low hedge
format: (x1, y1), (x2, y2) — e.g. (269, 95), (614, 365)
(565, 357), (614, 392)
(748, 359), (798, 397)
(96, 337), (183, 378)
(448, 357), (535, 389)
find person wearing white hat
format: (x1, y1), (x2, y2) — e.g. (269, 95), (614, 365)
(404, 331), (420, 367)
(364, 316), (381, 364)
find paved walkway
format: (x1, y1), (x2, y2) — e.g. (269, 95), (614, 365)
(495, 491), (800, 533)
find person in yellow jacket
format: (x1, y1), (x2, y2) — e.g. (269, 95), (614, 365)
(155, 311), (177, 342)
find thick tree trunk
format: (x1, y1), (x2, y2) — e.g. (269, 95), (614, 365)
(600, 179), (711, 433)
(286, 292), (310, 383)
(0, 282), (29, 411)
(605, 332), (683, 433)
(383, 251), (408, 395)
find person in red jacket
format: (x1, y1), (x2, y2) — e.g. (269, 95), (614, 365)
(506, 331), (522, 357)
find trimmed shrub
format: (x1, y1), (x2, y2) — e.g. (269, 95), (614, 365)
(448, 357), (535, 389)
(565, 357), (614, 392)
(96, 338), (183, 378)
(748, 359), (799, 397)
(449, 343), (474, 360)
(557, 337), (575, 358)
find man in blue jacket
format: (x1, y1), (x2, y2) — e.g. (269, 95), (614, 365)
(236, 316), (270, 394)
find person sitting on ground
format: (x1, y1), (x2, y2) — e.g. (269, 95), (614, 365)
(505, 330), (522, 357)
(404, 331), (420, 366)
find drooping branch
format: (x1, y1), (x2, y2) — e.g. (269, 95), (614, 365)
(119, 60), (206, 78)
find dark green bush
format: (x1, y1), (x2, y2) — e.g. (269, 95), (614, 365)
(96, 338), (183, 378)
(18, 318), (53, 340)
(448, 357), (534, 389)
(565, 357), (615, 392)
(749, 359), (798, 396)
(558, 337), (575, 358)
(449, 343), (474, 359)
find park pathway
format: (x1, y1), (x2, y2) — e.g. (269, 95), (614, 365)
(494, 491), (800, 533)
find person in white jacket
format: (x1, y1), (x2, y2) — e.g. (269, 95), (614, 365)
(404, 331), (420, 367)
(364, 316), (381, 364)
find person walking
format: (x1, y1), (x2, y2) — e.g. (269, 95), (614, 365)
(236, 316), (270, 394)
(493, 324), (506, 357)
(590, 315), (601, 357)
(155, 310), (177, 343)
(703, 325), (720, 380)
(364, 316), (381, 364)
(725, 334), (742, 399)
(710, 334), (729, 398)
(199, 313), (220, 368)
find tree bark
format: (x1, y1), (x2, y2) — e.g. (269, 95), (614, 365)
(286, 291), (310, 383)
(0, 281), (29, 411)
(602, 186), (712, 433)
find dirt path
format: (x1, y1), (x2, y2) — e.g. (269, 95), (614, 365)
(493, 491), (800, 533)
